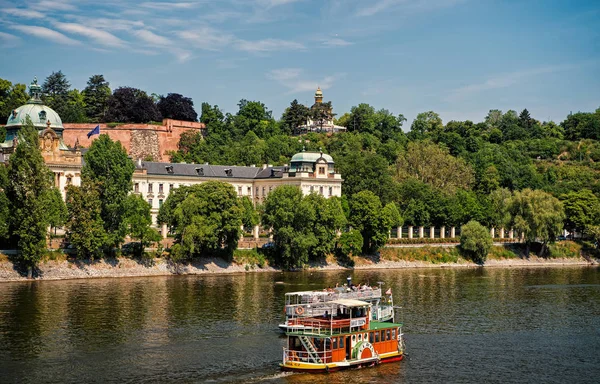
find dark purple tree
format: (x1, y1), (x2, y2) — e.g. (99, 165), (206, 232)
(157, 93), (198, 122)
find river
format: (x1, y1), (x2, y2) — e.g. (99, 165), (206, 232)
(1, 266), (599, 383)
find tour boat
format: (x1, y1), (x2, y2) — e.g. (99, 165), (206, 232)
(280, 298), (405, 372)
(279, 278), (395, 332)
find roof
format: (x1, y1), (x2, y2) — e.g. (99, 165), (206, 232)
(329, 299), (371, 308)
(5, 102), (64, 130)
(139, 161), (284, 180)
(290, 152), (334, 163)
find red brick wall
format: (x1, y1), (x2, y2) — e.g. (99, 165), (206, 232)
(62, 119), (205, 161)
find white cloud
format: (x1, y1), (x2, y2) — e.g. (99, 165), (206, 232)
(32, 1), (76, 11)
(178, 27), (234, 50)
(446, 64), (581, 101)
(256, 0), (304, 7)
(321, 37), (353, 47)
(140, 2), (200, 10)
(53, 22), (126, 47)
(356, 0), (466, 17)
(134, 29), (171, 46)
(11, 24), (80, 45)
(267, 68), (339, 94)
(2, 8), (45, 19)
(356, 0), (401, 17)
(236, 38), (304, 52)
(0, 31), (21, 47)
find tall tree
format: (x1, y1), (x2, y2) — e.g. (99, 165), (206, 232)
(560, 189), (600, 236)
(122, 194), (161, 257)
(311, 101), (334, 131)
(83, 74), (111, 122)
(349, 190), (393, 254)
(280, 99), (309, 135)
(262, 185), (317, 268)
(60, 89), (88, 123)
(65, 183), (106, 259)
(6, 118), (53, 274)
(460, 220), (492, 264)
(157, 93), (198, 122)
(45, 187), (67, 235)
(42, 70), (70, 117)
(82, 134), (135, 247)
(408, 111), (443, 141)
(169, 182), (243, 260)
(104, 87), (161, 123)
(509, 189), (565, 256)
(0, 78), (29, 125)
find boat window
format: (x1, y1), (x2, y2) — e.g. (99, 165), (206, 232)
(375, 332), (380, 343)
(332, 337), (338, 349)
(369, 332), (374, 343)
(352, 335), (356, 342)
(325, 339), (331, 350)
(381, 330), (386, 341)
(358, 334), (362, 342)
(339, 337), (344, 349)
(392, 329), (396, 340)
(386, 330), (391, 341)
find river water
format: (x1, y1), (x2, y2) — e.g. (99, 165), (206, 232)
(1, 266), (599, 383)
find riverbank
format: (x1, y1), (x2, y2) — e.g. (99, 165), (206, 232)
(0, 243), (596, 282)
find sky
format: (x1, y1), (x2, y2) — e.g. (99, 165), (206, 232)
(0, 0), (599, 126)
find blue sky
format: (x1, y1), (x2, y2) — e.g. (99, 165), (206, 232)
(0, 0), (599, 126)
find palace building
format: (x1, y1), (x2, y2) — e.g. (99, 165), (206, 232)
(1, 79), (343, 227)
(295, 87), (346, 134)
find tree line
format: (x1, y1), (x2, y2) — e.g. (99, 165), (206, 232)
(0, 120), (159, 275)
(0, 72), (198, 129)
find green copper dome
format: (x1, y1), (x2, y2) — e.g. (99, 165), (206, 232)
(290, 151), (334, 163)
(5, 103), (64, 130)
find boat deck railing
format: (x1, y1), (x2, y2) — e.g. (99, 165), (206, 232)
(286, 288), (382, 305)
(286, 316), (368, 335)
(283, 347), (333, 364)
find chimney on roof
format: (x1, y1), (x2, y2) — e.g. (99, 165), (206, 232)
(137, 158), (142, 167)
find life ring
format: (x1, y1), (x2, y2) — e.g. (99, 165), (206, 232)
(295, 306), (305, 315)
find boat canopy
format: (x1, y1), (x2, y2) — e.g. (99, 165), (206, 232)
(329, 299), (371, 308)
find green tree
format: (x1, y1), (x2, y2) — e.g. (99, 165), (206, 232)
(6, 118), (53, 273)
(170, 182), (243, 260)
(281, 99), (310, 135)
(262, 185), (317, 268)
(408, 111), (443, 141)
(61, 89), (88, 123)
(338, 229), (363, 258)
(509, 189), (565, 256)
(0, 79), (29, 125)
(82, 134), (135, 247)
(122, 194), (161, 257)
(459, 220), (492, 264)
(311, 101), (334, 132)
(304, 194), (347, 258)
(0, 166), (9, 241)
(45, 187), (67, 235)
(239, 196), (259, 231)
(83, 74), (111, 122)
(560, 189), (600, 236)
(349, 190), (391, 254)
(42, 70), (71, 117)
(65, 183), (107, 259)
(395, 141), (474, 193)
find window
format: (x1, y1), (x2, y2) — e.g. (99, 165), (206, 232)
(159, 183), (164, 193)
(310, 186), (314, 192)
(262, 187), (265, 196)
(148, 199), (153, 206)
(238, 186), (242, 196)
(319, 166), (325, 175)
(148, 183), (153, 193)
(134, 183), (139, 193)
(256, 187), (259, 196)
(329, 187), (333, 196)
(66, 176), (72, 185)
(319, 186), (323, 195)
(169, 184), (174, 192)
(339, 337), (344, 349)
(247, 186), (251, 195)
(381, 330), (386, 341)
(159, 199), (163, 208)
(375, 332), (380, 343)
(269, 186), (272, 192)
(369, 332), (374, 343)
(392, 329), (396, 340)
(386, 330), (391, 341)
(332, 337), (338, 349)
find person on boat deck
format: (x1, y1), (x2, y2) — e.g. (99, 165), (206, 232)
(323, 311), (329, 319)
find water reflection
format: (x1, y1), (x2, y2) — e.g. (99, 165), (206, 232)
(0, 266), (598, 383)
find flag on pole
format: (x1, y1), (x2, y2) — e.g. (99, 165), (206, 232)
(87, 125), (100, 139)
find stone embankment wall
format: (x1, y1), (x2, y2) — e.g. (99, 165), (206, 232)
(62, 119), (205, 162)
